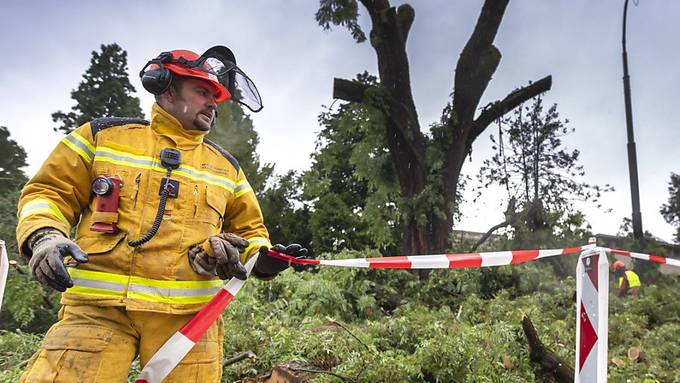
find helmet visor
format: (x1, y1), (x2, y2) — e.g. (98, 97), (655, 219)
(191, 47), (263, 112)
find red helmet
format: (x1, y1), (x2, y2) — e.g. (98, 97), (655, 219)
(163, 50), (230, 102)
(612, 260), (626, 271)
(140, 49), (230, 103)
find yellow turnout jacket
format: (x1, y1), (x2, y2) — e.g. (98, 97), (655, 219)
(17, 103), (270, 314)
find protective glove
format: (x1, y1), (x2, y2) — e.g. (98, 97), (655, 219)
(188, 233), (249, 280)
(254, 244), (308, 278)
(27, 228), (89, 292)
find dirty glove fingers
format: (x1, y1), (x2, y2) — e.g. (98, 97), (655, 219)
(37, 260), (69, 292)
(196, 252), (216, 271)
(229, 258), (247, 280)
(224, 244), (246, 280)
(188, 244), (203, 258)
(215, 262), (246, 281)
(221, 233), (250, 250)
(192, 252), (217, 276)
(47, 247), (75, 288)
(63, 243), (89, 264)
(215, 263), (230, 280)
(209, 236), (231, 264)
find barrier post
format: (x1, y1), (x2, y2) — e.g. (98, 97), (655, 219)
(575, 248), (609, 382)
(0, 240), (8, 311)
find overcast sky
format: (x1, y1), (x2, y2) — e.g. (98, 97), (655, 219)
(1, 1), (678, 243)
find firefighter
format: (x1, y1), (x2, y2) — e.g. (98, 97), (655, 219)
(611, 260), (641, 298)
(17, 46), (306, 382)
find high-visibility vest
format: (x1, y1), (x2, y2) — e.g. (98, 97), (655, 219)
(619, 270), (641, 289)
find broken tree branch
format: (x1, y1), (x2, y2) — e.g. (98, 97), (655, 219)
(522, 315), (574, 383)
(471, 75), (553, 142)
(470, 220), (510, 252)
(333, 78), (371, 103)
(223, 351), (256, 367)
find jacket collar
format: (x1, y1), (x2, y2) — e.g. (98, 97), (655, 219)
(150, 103), (207, 149)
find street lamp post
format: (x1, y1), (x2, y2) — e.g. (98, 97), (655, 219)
(622, 0), (643, 242)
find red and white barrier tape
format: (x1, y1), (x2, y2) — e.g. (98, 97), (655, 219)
(598, 247), (680, 267)
(135, 255), (258, 383)
(267, 244), (597, 269)
(136, 242), (680, 381)
(0, 241), (8, 312)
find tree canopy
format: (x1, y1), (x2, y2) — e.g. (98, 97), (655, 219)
(660, 173), (680, 243)
(316, 0), (552, 258)
(52, 43), (144, 134)
(0, 126), (28, 192)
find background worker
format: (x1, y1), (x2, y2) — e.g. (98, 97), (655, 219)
(16, 46), (305, 382)
(612, 260), (641, 298)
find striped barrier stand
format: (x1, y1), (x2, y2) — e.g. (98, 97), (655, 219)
(0, 240), (8, 311)
(575, 248), (609, 383)
(135, 255), (258, 383)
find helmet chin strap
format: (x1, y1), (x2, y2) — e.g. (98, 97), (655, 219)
(211, 109), (219, 129)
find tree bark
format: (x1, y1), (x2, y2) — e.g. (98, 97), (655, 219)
(521, 315), (574, 383)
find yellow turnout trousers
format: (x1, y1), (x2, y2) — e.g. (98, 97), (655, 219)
(20, 305), (224, 382)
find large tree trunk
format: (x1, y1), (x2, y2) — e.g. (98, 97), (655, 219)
(333, 0), (552, 263)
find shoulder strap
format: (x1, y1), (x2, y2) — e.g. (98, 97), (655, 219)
(203, 138), (240, 174)
(90, 117), (149, 138)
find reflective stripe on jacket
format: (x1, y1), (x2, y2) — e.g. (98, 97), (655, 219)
(17, 103), (270, 314)
(618, 270), (641, 289)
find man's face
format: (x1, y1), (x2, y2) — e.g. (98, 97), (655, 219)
(165, 78), (218, 131)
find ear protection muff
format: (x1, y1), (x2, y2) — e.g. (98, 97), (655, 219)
(140, 52), (174, 95)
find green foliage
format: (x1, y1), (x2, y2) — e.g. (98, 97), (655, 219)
(218, 254), (680, 382)
(660, 172), (680, 243)
(302, 74), (401, 254)
(52, 43), (143, 134)
(0, 188), (20, 253)
(0, 127), (28, 191)
(258, 171), (313, 250)
(476, 98), (608, 261)
(0, 330), (42, 382)
(478, 97), (611, 213)
(208, 100), (274, 194)
(0, 141), (59, 333)
(0, 189), (60, 333)
(315, 0), (366, 43)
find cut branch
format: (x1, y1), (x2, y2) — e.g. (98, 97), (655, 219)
(333, 78), (371, 103)
(471, 75), (553, 141)
(522, 315), (574, 383)
(223, 351), (256, 367)
(470, 220), (509, 252)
